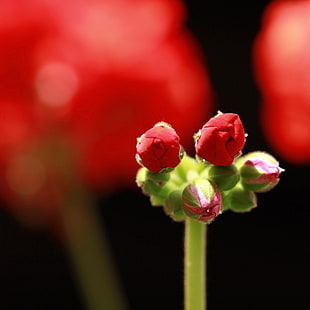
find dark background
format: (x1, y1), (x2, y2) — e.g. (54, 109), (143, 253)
(0, 1), (309, 309)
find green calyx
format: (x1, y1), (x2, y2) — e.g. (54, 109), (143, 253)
(136, 168), (170, 194)
(221, 184), (257, 213)
(136, 155), (210, 221)
(136, 167), (174, 206)
(242, 178), (279, 193)
(164, 190), (186, 222)
(207, 164), (240, 191)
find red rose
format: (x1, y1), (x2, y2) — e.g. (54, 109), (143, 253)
(136, 123), (181, 173)
(195, 113), (245, 166)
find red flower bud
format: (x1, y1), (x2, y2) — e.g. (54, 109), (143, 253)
(136, 123), (182, 173)
(195, 112), (246, 166)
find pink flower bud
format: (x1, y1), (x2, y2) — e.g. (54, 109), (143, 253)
(195, 112), (246, 166)
(182, 179), (222, 222)
(136, 123), (182, 173)
(238, 152), (282, 192)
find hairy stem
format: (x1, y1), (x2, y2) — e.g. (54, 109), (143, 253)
(184, 218), (207, 310)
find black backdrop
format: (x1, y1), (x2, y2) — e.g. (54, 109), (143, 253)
(0, 1), (309, 309)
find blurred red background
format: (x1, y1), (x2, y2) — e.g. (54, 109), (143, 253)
(0, 0), (213, 229)
(253, 0), (310, 164)
(0, 1), (309, 310)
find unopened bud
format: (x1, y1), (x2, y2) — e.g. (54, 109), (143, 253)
(238, 152), (283, 192)
(208, 164), (240, 191)
(136, 167), (170, 196)
(222, 184), (257, 212)
(136, 122), (182, 173)
(164, 190), (186, 222)
(182, 179), (222, 223)
(194, 112), (246, 166)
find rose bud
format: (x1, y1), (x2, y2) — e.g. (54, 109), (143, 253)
(182, 179), (222, 223)
(136, 122), (182, 173)
(208, 164), (240, 191)
(237, 152), (283, 192)
(195, 112), (246, 166)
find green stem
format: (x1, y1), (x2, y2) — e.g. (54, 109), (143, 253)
(60, 187), (128, 310)
(184, 218), (207, 310)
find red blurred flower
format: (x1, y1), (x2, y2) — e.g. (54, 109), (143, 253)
(0, 0), (213, 226)
(195, 113), (245, 166)
(253, 0), (310, 164)
(136, 123), (181, 173)
(65, 22), (213, 190)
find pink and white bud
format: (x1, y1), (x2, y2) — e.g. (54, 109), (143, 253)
(238, 152), (283, 192)
(182, 179), (222, 223)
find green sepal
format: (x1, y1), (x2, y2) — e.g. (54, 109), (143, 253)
(143, 180), (162, 195)
(149, 184), (173, 207)
(222, 184), (257, 213)
(183, 206), (201, 221)
(146, 170), (170, 185)
(208, 164), (240, 191)
(163, 190), (186, 222)
(239, 164), (261, 179)
(136, 167), (170, 196)
(242, 179), (279, 192)
(150, 195), (165, 207)
(136, 167), (147, 188)
(194, 155), (212, 168)
(182, 178), (216, 208)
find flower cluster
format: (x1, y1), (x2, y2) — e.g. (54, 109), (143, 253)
(136, 112), (282, 223)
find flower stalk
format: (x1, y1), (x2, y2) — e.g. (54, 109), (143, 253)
(184, 218), (207, 310)
(60, 185), (128, 310)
